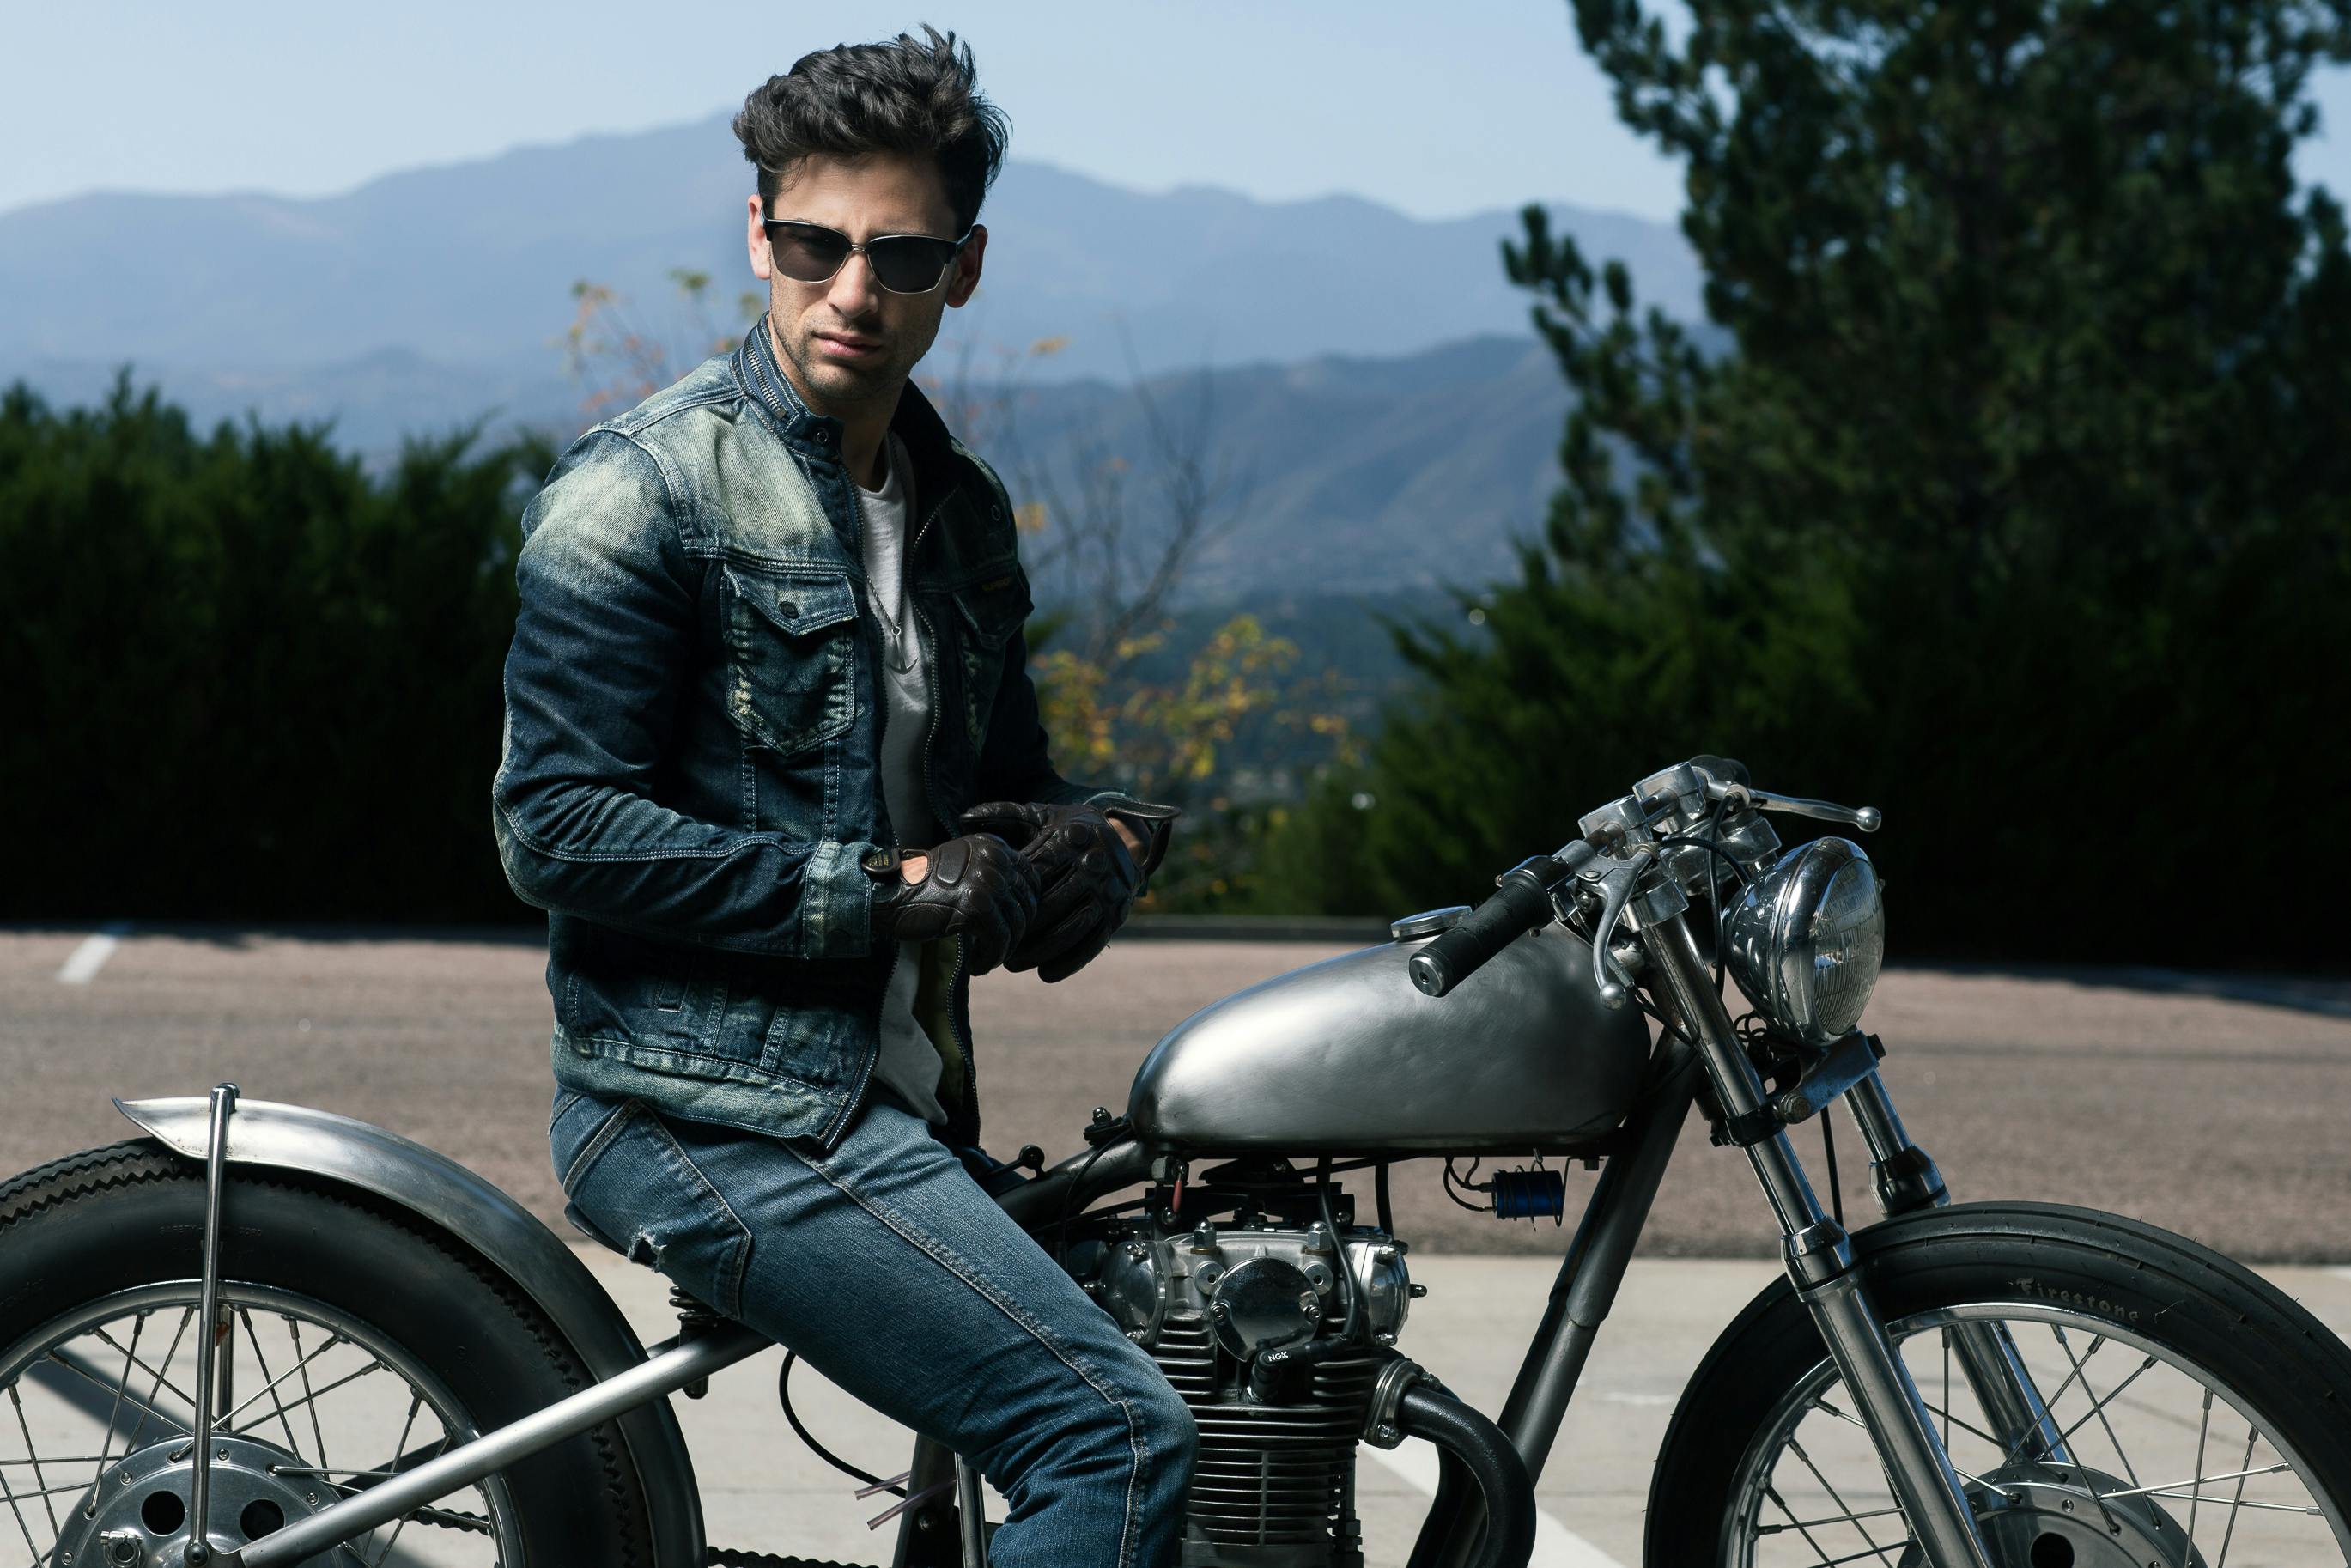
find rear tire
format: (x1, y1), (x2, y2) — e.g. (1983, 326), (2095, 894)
(0, 1140), (658, 1568)
(1646, 1201), (2351, 1565)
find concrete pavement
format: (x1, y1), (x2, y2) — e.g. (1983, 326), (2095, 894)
(3, 925), (2348, 1259)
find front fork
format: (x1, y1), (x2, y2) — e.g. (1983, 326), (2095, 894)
(1642, 910), (2008, 1568)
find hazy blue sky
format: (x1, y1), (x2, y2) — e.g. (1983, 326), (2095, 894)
(8, 0), (2350, 223)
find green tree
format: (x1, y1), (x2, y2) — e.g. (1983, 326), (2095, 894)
(0, 375), (551, 921)
(1273, 0), (2351, 963)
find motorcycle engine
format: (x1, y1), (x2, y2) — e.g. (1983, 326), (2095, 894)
(1060, 1166), (1414, 1568)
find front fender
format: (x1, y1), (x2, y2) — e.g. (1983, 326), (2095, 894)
(116, 1095), (706, 1568)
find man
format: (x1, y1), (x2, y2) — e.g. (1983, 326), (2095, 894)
(492, 28), (1195, 1567)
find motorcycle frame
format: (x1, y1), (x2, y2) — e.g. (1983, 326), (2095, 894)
(156, 906), (2055, 1568)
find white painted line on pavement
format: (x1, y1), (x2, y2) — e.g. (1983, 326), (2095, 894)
(1360, 1438), (1629, 1568)
(2328, 1267), (2351, 1283)
(58, 922), (131, 985)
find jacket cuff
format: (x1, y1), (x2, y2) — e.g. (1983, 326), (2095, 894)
(802, 838), (887, 957)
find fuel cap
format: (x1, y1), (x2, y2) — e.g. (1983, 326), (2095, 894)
(1388, 906), (1471, 942)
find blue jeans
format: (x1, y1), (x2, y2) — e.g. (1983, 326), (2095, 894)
(550, 1089), (1197, 1567)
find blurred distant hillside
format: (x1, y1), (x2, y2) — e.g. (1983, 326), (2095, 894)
(0, 111), (1696, 441)
(0, 112), (1692, 385)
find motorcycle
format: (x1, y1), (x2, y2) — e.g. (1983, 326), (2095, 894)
(2, 757), (2346, 1568)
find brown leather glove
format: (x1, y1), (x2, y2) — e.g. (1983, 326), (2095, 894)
(868, 833), (1041, 975)
(957, 797), (1180, 982)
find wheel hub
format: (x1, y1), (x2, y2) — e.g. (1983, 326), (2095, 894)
(52, 1433), (327, 1568)
(1896, 1463), (2202, 1568)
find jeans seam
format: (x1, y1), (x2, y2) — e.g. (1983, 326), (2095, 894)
(795, 1143), (1151, 1567)
(558, 1097), (641, 1194)
(639, 1115), (756, 1318)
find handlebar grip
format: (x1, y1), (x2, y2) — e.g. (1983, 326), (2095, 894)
(1408, 857), (1564, 998)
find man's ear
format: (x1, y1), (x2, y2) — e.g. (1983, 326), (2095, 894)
(745, 193), (773, 281)
(945, 224), (987, 308)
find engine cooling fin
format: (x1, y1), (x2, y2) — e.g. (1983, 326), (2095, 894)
(1154, 1310), (1384, 1555)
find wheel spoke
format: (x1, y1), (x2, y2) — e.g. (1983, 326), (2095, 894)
(1757, 1504), (1911, 1534)
(2186, 1383), (2213, 1550)
(84, 1310), (149, 1510)
(215, 1328), (347, 1432)
(2047, 1328), (2139, 1514)
(238, 1306), (311, 1463)
(288, 1319), (333, 1474)
(227, 1358), (382, 1441)
(368, 1395), (426, 1568)
(1915, 1401), (2003, 1451)
(2050, 1342), (2158, 1480)
(6, 1386), (57, 1538)
(133, 1306), (198, 1448)
(42, 1352), (189, 1438)
(1786, 1437), (1899, 1565)
(2214, 1425), (2258, 1568)
(1809, 1396), (1869, 1432)
(0, 1450), (42, 1568)
(1759, 1482), (1844, 1567)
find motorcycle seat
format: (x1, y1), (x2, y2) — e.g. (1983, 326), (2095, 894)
(563, 1200), (629, 1258)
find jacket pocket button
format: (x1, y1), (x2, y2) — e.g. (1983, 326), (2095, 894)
(776, 596), (799, 617)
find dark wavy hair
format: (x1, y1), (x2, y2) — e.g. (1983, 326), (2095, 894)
(733, 26), (1010, 234)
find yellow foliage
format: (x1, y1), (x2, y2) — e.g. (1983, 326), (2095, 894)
(1031, 612), (1351, 804)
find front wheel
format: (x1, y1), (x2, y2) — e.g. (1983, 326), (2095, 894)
(1648, 1202), (2351, 1566)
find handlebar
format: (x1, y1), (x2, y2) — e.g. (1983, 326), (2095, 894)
(1407, 844), (1594, 998)
(1407, 760), (1880, 1001)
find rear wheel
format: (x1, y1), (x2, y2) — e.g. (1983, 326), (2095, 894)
(0, 1141), (657, 1568)
(1647, 1202), (2351, 1566)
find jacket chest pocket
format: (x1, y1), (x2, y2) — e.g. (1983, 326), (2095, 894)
(951, 574), (1031, 746)
(722, 567), (859, 757)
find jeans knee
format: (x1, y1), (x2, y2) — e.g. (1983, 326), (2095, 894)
(1134, 1378), (1198, 1474)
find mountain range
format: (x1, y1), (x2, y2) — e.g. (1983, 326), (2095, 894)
(3, 114), (1699, 599)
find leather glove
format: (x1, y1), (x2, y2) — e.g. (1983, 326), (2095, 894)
(867, 833), (1041, 976)
(957, 796), (1181, 982)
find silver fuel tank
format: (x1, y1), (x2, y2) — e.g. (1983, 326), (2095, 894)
(1127, 923), (1651, 1154)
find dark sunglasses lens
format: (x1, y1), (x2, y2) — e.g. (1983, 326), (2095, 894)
(867, 237), (957, 293)
(769, 226), (851, 283)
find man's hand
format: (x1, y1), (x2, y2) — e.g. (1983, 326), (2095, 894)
(956, 798), (1180, 982)
(868, 833), (1041, 975)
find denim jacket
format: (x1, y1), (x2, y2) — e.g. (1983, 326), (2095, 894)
(494, 320), (1097, 1151)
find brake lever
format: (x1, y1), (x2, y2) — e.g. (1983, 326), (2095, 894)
(1709, 781), (1880, 833)
(1585, 850), (1654, 1010)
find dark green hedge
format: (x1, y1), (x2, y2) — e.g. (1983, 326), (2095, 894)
(0, 376), (551, 923)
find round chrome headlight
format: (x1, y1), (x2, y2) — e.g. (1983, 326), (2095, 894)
(1722, 837), (1885, 1048)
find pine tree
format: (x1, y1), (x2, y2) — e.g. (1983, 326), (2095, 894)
(1285, 0), (2351, 963)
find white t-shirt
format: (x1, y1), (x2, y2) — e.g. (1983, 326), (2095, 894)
(860, 434), (949, 1125)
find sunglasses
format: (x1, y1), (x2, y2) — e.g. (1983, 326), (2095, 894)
(760, 218), (973, 295)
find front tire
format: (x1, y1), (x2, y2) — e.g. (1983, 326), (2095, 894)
(1647, 1201), (2351, 1565)
(0, 1140), (657, 1568)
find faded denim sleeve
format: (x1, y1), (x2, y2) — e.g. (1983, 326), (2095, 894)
(492, 430), (880, 957)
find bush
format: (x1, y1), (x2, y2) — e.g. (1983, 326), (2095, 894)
(0, 374), (552, 922)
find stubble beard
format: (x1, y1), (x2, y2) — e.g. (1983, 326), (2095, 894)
(769, 299), (919, 422)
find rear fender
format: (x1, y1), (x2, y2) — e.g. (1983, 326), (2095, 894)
(116, 1095), (706, 1568)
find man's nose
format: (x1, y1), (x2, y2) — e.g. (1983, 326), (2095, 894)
(827, 249), (882, 315)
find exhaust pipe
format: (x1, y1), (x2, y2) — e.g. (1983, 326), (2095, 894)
(1372, 1360), (1535, 1568)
